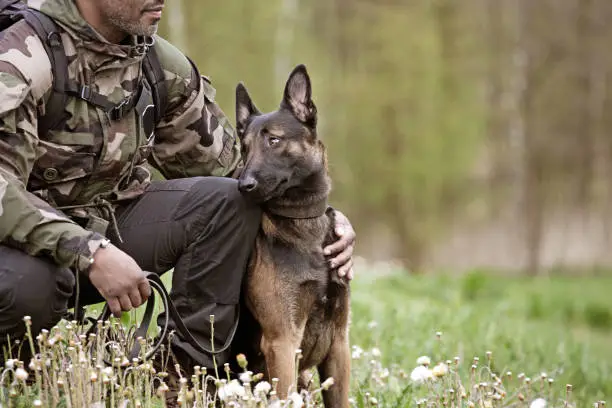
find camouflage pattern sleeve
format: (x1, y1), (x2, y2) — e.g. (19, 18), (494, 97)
(0, 58), (106, 273)
(149, 36), (242, 179)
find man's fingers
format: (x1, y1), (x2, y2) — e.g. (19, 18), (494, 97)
(107, 297), (122, 318)
(119, 294), (133, 313)
(129, 289), (143, 309)
(323, 229), (355, 257)
(329, 243), (354, 269)
(138, 279), (151, 302)
(338, 258), (354, 279)
(323, 235), (352, 257)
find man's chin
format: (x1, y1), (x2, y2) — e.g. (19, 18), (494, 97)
(140, 22), (159, 37)
(126, 20), (158, 37)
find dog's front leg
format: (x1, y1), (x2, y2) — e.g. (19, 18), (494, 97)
(260, 334), (301, 399)
(318, 305), (351, 408)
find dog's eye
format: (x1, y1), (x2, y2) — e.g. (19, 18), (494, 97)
(268, 136), (281, 147)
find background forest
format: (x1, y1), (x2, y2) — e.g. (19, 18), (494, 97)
(159, 0), (612, 276)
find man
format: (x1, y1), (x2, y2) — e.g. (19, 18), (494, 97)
(0, 0), (356, 379)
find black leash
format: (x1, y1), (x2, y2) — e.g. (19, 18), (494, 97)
(85, 271), (240, 365)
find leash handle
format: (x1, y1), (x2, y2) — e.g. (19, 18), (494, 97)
(87, 271), (240, 365)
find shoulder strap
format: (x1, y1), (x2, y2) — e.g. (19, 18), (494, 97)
(19, 8), (69, 137)
(142, 44), (167, 127)
(10, 7), (170, 137)
(0, 0), (21, 11)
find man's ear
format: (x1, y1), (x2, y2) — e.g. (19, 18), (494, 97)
(281, 64), (317, 126)
(235, 82), (260, 137)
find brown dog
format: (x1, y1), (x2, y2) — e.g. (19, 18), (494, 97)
(230, 64), (351, 407)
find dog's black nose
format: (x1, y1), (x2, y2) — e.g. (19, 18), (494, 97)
(238, 177), (258, 193)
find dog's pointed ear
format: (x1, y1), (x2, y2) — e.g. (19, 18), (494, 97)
(281, 64), (317, 126)
(235, 82), (260, 137)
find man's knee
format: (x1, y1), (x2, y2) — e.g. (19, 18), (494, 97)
(186, 176), (262, 231)
(0, 246), (74, 342)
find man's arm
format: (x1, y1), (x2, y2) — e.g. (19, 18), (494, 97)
(149, 37), (241, 179)
(0, 66), (107, 272)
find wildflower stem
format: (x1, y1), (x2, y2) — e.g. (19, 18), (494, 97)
(210, 315), (219, 380)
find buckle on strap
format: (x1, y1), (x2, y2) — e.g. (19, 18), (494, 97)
(109, 98), (130, 121)
(80, 85), (92, 100)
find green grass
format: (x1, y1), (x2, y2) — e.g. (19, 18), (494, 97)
(347, 270), (612, 406)
(2, 269), (611, 407)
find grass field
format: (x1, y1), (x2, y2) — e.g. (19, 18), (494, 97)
(2, 267), (611, 407)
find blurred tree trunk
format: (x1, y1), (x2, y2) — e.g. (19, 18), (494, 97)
(485, 0), (506, 193)
(274, 0), (298, 89)
(573, 0), (595, 209)
(513, 0), (544, 275)
(382, 103), (425, 272)
(333, 0), (355, 70)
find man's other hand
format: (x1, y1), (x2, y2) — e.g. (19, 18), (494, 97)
(88, 244), (151, 318)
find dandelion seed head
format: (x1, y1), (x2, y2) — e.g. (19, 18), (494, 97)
(351, 345), (364, 359)
(416, 356), (431, 366)
(254, 381), (271, 395)
(239, 371), (252, 383)
(218, 379), (246, 401)
(15, 367), (28, 381)
(288, 392), (304, 407)
(410, 365), (433, 384)
(529, 398), (547, 408)
(432, 362), (449, 377)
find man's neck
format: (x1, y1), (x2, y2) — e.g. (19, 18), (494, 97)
(74, 0), (127, 43)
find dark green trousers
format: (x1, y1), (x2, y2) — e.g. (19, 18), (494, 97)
(0, 176), (261, 370)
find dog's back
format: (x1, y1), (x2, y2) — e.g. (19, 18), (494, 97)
(230, 65), (351, 407)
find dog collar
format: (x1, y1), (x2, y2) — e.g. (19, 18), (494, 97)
(264, 198), (329, 219)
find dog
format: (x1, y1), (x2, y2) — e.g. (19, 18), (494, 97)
(230, 64), (351, 407)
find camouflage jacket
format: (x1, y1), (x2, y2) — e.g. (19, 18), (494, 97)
(0, 0), (241, 272)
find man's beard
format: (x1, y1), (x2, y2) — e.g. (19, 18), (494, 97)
(109, 17), (159, 37)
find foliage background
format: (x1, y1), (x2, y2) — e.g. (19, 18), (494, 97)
(159, 0), (612, 276)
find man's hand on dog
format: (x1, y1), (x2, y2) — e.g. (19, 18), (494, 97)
(324, 209), (356, 280)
